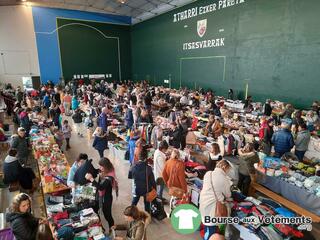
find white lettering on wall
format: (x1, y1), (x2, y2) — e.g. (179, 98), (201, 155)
(182, 38), (225, 50)
(173, 0), (245, 22)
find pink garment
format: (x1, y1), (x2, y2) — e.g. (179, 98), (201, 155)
(98, 170), (119, 197)
(19, 111), (28, 118)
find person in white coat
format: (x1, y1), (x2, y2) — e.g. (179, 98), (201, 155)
(200, 160), (233, 240)
(153, 140), (169, 201)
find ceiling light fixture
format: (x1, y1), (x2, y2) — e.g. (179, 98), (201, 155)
(21, 0), (27, 2)
(117, 0), (127, 4)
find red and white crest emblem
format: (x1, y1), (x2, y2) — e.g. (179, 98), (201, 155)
(197, 19), (207, 38)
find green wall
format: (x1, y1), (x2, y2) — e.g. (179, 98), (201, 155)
(57, 18), (131, 82)
(131, 0), (320, 108)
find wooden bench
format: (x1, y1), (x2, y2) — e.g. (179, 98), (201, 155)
(249, 182), (320, 223)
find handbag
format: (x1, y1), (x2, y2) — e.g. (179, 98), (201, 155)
(168, 186), (185, 199)
(210, 172), (228, 217)
(151, 198), (167, 221)
(128, 165), (133, 179)
(125, 149), (130, 161)
(145, 165), (157, 202)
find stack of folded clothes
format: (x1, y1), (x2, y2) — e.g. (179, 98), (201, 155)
(46, 194), (108, 240)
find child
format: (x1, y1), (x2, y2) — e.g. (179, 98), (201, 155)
(84, 114), (94, 140)
(53, 127), (64, 149)
(42, 92), (51, 109)
(62, 120), (72, 149)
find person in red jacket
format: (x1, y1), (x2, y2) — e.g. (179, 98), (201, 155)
(259, 118), (274, 155)
(83, 91), (89, 105)
(259, 117), (268, 140)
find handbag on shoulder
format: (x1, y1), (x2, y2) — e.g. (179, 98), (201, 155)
(210, 172), (228, 217)
(145, 165), (157, 202)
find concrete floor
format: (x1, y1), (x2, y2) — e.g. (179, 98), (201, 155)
(62, 118), (202, 239)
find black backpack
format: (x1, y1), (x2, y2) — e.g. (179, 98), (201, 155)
(151, 198), (167, 221)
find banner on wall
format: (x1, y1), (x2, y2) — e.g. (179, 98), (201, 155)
(173, 0), (245, 23)
(73, 74), (112, 79)
(177, 0), (246, 51)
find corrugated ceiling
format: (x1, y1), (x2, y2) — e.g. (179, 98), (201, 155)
(0, 0), (195, 24)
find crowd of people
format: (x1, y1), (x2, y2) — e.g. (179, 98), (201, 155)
(0, 78), (319, 240)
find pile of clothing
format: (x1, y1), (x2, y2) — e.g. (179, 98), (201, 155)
(257, 155), (320, 197)
(281, 173), (320, 196)
(231, 191), (305, 240)
(46, 194), (107, 240)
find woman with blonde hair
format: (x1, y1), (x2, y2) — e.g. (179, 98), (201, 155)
(6, 193), (46, 240)
(162, 149), (188, 198)
(206, 143), (222, 171)
(200, 160), (232, 240)
(237, 143), (259, 195)
(92, 127), (108, 158)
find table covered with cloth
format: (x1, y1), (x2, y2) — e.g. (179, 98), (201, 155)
(256, 171), (320, 216)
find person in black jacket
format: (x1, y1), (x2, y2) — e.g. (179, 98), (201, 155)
(144, 92), (152, 110)
(178, 115), (189, 150)
(3, 148), (36, 191)
(49, 102), (61, 129)
(72, 109), (84, 136)
(11, 127), (30, 166)
(169, 122), (182, 149)
(261, 119), (274, 155)
(129, 148), (156, 213)
(6, 193), (45, 240)
(85, 158), (116, 230)
(73, 158), (98, 185)
(263, 99), (273, 116)
(52, 89), (61, 105)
